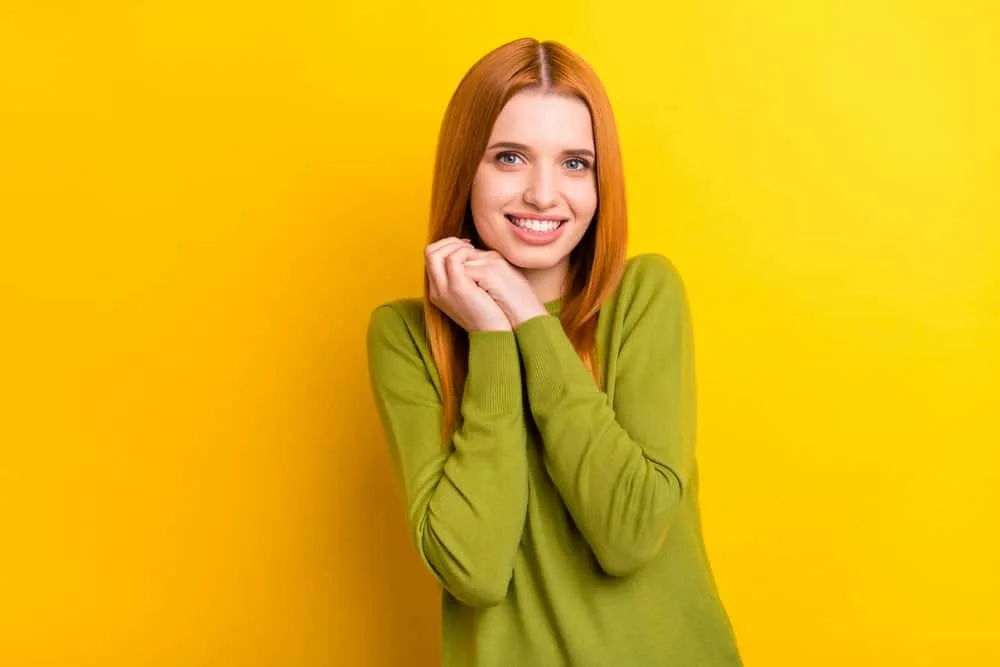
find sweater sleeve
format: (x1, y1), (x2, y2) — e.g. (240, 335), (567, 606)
(513, 255), (696, 577)
(366, 304), (529, 608)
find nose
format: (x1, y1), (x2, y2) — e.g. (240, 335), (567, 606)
(523, 165), (558, 210)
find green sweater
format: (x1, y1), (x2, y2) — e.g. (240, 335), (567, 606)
(366, 254), (742, 666)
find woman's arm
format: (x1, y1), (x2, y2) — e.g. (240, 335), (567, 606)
(367, 304), (529, 608)
(514, 254), (696, 577)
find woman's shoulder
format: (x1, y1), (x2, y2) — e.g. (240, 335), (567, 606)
(366, 297), (442, 397)
(616, 253), (688, 308)
(367, 297), (427, 348)
(597, 253), (692, 357)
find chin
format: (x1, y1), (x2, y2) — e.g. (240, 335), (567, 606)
(500, 246), (567, 271)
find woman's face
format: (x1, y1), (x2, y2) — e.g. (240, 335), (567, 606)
(469, 90), (598, 278)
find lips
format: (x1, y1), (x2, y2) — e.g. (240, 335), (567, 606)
(504, 213), (567, 222)
(504, 214), (568, 229)
(504, 214), (569, 245)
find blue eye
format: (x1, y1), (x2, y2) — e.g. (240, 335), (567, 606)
(565, 158), (590, 171)
(496, 152), (523, 166)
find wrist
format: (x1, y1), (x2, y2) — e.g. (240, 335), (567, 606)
(509, 303), (549, 328)
(468, 319), (513, 333)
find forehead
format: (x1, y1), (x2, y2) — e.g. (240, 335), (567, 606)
(488, 91), (594, 151)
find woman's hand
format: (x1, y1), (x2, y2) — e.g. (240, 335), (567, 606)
(463, 250), (549, 328)
(425, 238), (513, 332)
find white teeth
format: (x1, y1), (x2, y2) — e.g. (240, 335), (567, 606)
(510, 217), (562, 233)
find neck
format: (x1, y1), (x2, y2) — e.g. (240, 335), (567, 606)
(518, 259), (569, 303)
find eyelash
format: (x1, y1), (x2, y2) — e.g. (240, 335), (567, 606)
(495, 151), (592, 172)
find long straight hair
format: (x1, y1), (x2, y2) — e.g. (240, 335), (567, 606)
(425, 38), (628, 446)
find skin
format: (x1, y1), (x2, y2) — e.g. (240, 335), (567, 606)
(426, 90), (599, 332)
(425, 237), (511, 332)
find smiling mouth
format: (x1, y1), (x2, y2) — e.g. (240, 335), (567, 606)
(505, 214), (567, 232)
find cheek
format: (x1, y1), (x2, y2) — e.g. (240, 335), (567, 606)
(567, 178), (598, 219)
(469, 169), (488, 217)
(471, 169), (522, 216)
(470, 170), (508, 245)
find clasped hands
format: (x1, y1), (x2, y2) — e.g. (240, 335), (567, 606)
(425, 237), (549, 333)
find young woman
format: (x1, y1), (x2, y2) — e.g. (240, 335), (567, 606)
(367, 38), (743, 666)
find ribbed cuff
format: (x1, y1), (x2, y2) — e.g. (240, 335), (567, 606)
(513, 315), (574, 411)
(466, 331), (522, 414)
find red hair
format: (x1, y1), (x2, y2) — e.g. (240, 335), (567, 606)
(425, 38), (628, 445)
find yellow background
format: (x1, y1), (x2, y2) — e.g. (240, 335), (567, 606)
(2, 1), (998, 665)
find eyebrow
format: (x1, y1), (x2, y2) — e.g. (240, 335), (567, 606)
(487, 141), (595, 160)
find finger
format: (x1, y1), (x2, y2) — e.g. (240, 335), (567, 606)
(463, 248), (491, 262)
(426, 239), (471, 272)
(463, 248), (498, 267)
(425, 236), (473, 256)
(444, 246), (480, 289)
(426, 239), (472, 294)
(425, 238), (473, 265)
